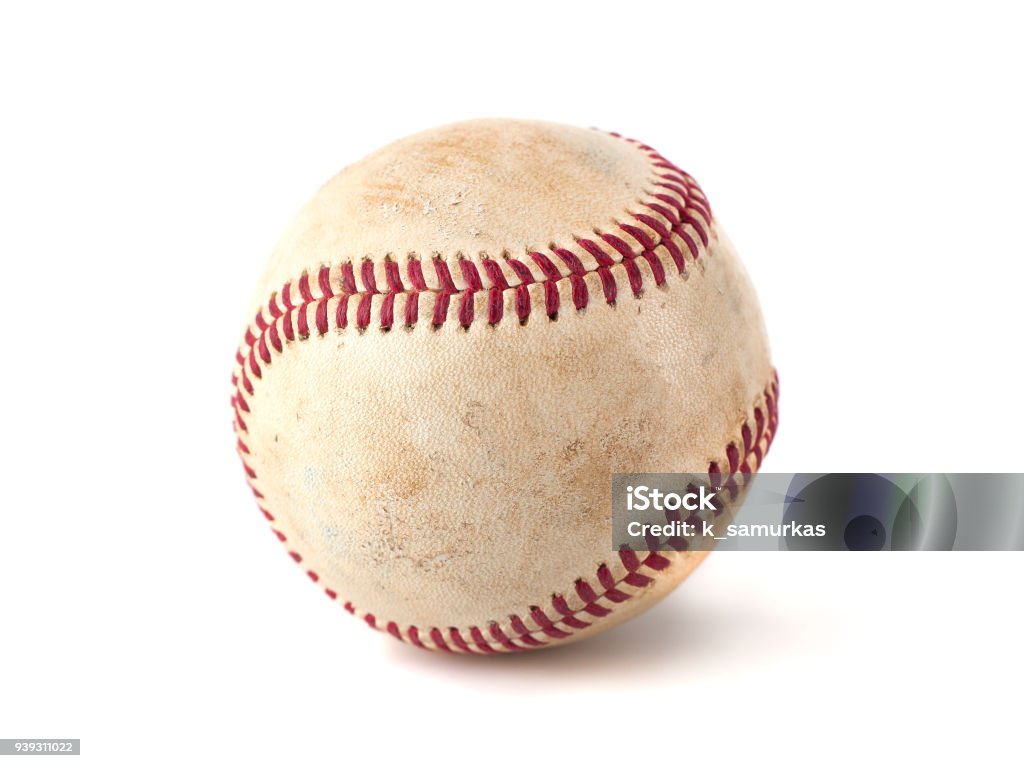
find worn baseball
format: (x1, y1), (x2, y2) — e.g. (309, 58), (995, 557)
(231, 119), (778, 653)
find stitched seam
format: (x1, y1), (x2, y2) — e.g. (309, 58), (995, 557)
(234, 134), (711, 355)
(235, 372), (778, 654)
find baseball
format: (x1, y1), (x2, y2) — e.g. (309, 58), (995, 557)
(231, 118), (777, 653)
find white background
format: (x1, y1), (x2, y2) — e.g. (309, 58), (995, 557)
(2, 2), (1021, 765)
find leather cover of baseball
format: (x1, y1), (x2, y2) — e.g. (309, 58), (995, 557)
(231, 119), (778, 653)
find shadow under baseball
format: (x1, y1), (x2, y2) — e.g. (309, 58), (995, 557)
(382, 565), (838, 688)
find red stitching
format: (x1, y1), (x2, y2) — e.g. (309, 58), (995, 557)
(380, 294), (395, 331)
(434, 258), (457, 294)
(486, 287), (503, 325)
(482, 258), (508, 288)
(232, 130), (778, 653)
(232, 148), (708, 348)
(514, 285), (530, 323)
(241, 373), (775, 654)
(408, 259), (427, 291)
(384, 260), (404, 293)
(459, 258), (482, 292)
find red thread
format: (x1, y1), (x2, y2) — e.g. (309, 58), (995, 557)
(488, 624), (522, 652)
(580, 602), (612, 619)
(458, 291), (474, 328)
(315, 300), (329, 335)
(622, 258), (643, 296)
(619, 223), (655, 250)
(507, 258), (534, 284)
(432, 293), (450, 326)
(641, 251), (666, 286)
(674, 226), (700, 262)
(356, 294), (373, 329)
(621, 571), (652, 587)
(340, 263), (357, 294)
(727, 443), (740, 475)
(600, 233), (635, 261)
(575, 579), (601, 605)
(336, 294), (350, 329)
(268, 324), (282, 353)
(407, 626), (425, 648)
(598, 267), (617, 304)
(619, 548), (641, 571)
(459, 259), (483, 292)
(530, 607), (572, 639)
(509, 616), (545, 647)
(408, 259), (427, 291)
(543, 281), (559, 318)
(360, 261), (378, 294)
(570, 275), (588, 310)
(318, 265), (334, 297)
(429, 628), (453, 653)
(247, 348), (261, 378)
(482, 259), (508, 289)
(469, 627), (499, 653)
(686, 198), (712, 227)
(298, 273), (314, 303)
(596, 564), (629, 603)
(577, 238), (616, 267)
(487, 287), (503, 325)
(633, 213), (685, 273)
(680, 211), (709, 247)
(530, 252), (562, 282)
(555, 248), (584, 275)
(380, 294), (395, 330)
(449, 628), (475, 653)
(551, 595), (592, 629)
(385, 260), (405, 293)
(405, 293), (419, 327)
(649, 198), (680, 224)
(434, 259), (457, 294)
(514, 285), (530, 323)
(643, 552), (671, 571)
